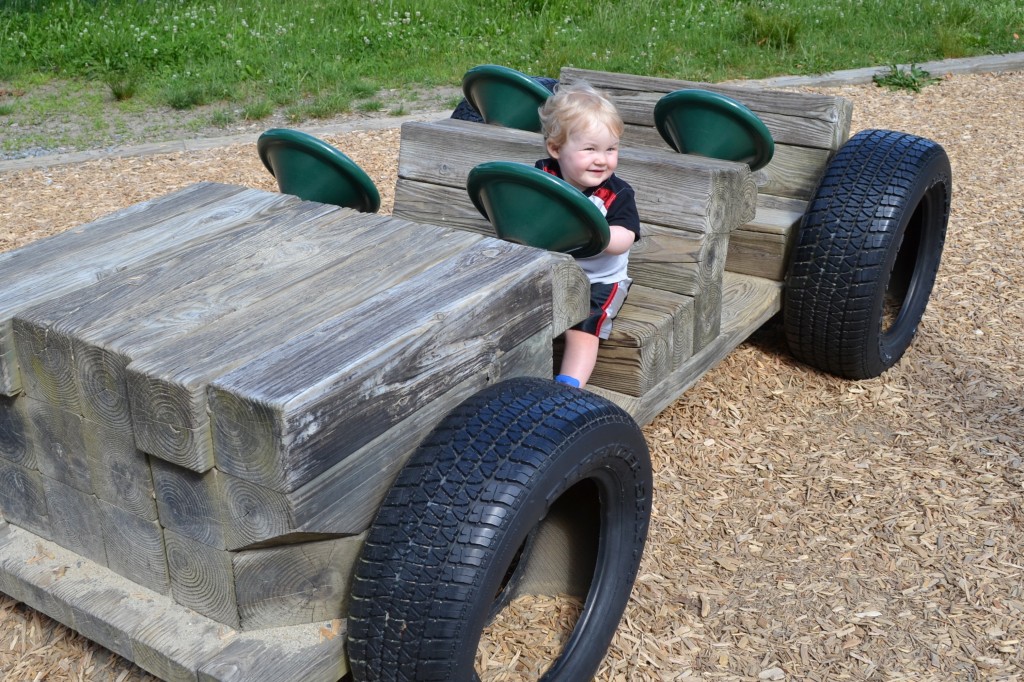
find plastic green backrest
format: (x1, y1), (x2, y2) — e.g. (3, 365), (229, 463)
(653, 89), (775, 171)
(462, 64), (553, 132)
(467, 161), (610, 258)
(257, 128), (381, 212)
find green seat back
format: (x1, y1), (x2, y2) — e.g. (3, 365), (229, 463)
(462, 64), (553, 132)
(467, 162), (610, 258)
(653, 89), (775, 171)
(257, 128), (381, 212)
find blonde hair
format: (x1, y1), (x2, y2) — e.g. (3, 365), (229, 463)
(539, 80), (624, 150)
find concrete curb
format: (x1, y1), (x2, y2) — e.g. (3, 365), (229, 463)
(0, 110), (449, 174)
(3, 52), (1022, 174)
(734, 51), (1024, 88)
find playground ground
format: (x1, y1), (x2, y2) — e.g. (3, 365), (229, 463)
(1, 66), (1022, 681)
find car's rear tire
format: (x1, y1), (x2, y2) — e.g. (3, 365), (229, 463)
(784, 128), (952, 379)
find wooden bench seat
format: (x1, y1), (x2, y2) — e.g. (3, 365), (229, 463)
(559, 68), (854, 279)
(392, 118), (756, 396)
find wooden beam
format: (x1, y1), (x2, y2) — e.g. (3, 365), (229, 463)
(126, 214), (484, 473)
(208, 239), (555, 492)
(559, 67), (854, 150)
(0, 522), (348, 680)
(41, 475), (107, 567)
(98, 498), (170, 595)
(0, 457), (50, 538)
(149, 333), (551, 551)
(398, 119), (756, 235)
(165, 529), (241, 629)
(0, 183), (268, 397)
(233, 534), (365, 630)
(0, 394), (33, 469)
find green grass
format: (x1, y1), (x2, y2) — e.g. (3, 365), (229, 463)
(0, 0), (1020, 122)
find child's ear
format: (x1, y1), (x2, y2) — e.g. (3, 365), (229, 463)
(546, 139), (560, 159)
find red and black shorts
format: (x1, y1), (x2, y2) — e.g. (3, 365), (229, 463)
(574, 279), (631, 340)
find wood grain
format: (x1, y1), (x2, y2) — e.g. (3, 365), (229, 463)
(209, 238), (555, 492)
(0, 183), (262, 396)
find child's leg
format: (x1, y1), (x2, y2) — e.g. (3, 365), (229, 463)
(558, 329), (600, 388)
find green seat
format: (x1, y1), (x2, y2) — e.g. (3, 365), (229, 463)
(467, 161), (610, 258)
(461, 64), (553, 132)
(257, 128), (381, 212)
(653, 89), (775, 171)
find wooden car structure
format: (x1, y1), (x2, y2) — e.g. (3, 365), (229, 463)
(0, 67), (950, 681)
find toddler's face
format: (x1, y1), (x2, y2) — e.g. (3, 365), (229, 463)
(548, 123), (619, 191)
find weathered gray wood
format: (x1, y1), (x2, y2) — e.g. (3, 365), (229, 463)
(126, 214), (484, 473)
(23, 396), (91, 492)
(83, 418), (158, 520)
(727, 196), (808, 279)
(130, 604), (234, 682)
(233, 533), (365, 630)
(0, 183), (271, 397)
(41, 475), (107, 566)
(209, 238), (556, 492)
(197, 623), (347, 682)
(559, 67), (854, 150)
(207, 329), (553, 549)
(617, 123), (831, 202)
(0, 394), (33, 468)
(573, 292), (675, 397)
(588, 272), (783, 425)
(98, 498), (170, 595)
(624, 285), (695, 370)
(393, 177), (710, 295)
(0, 522), (348, 680)
(13, 196), (341, 433)
(152, 458), (234, 549)
(397, 119), (756, 235)
(0, 458), (50, 538)
(165, 528), (241, 628)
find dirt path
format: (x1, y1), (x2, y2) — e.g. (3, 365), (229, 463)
(1, 70), (1023, 681)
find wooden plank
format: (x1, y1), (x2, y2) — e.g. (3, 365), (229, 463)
(0, 522), (348, 680)
(559, 67), (854, 150)
(588, 272), (783, 425)
(0, 394), (33, 468)
(126, 215), (484, 473)
(41, 475), (107, 567)
(726, 196), (808, 279)
(0, 183), (266, 397)
(209, 238), (555, 493)
(233, 534), (365, 630)
(197, 624), (347, 682)
(397, 119), (756, 235)
(12, 195), (340, 427)
(83, 418), (158, 520)
(624, 285), (695, 370)
(98, 498), (170, 595)
(616, 111), (831, 203)
(23, 396), (91, 492)
(165, 529), (241, 629)
(0, 458), (50, 538)
(207, 329), (552, 549)
(152, 459), (235, 549)
(581, 294), (675, 397)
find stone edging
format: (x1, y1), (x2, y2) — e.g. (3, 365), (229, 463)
(2, 52), (1022, 173)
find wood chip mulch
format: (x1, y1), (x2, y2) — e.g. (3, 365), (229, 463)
(1, 70), (1022, 681)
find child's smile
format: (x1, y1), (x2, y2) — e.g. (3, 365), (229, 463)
(548, 123), (620, 191)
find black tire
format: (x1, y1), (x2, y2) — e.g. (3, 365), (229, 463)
(347, 377), (652, 681)
(450, 76), (559, 122)
(783, 128), (951, 379)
